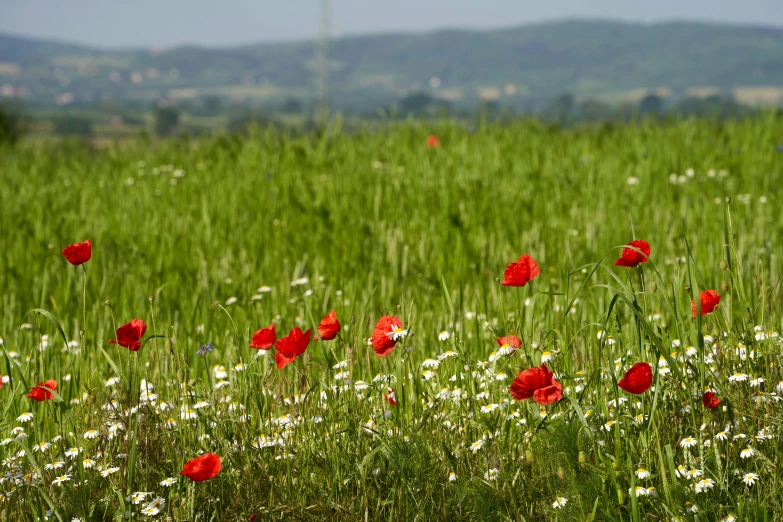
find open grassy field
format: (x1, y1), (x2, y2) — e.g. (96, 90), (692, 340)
(1, 116), (783, 521)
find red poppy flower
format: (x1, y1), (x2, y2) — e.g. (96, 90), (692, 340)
(384, 388), (397, 406)
(61, 239), (92, 266)
(249, 324), (276, 350)
(497, 335), (522, 348)
(26, 380), (58, 401)
(509, 364), (562, 405)
(274, 327), (311, 369)
(371, 315), (405, 357)
(617, 362), (652, 394)
(703, 391), (721, 409)
(179, 453), (221, 482)
(110, 319), (147, 352)
(692, 290), (721, 317)
(614, 240), (650, 268)
(426, 135), (439, 148)
(316, 310), (340, 341)
(501, 254), (540, 287)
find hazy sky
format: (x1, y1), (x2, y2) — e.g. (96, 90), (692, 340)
(2, 0), (783, 48)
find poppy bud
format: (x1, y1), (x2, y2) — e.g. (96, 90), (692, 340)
(557, 466), (566, 480)
(721, 281), (730, 292)
(650, 282), (657, 293)
(578, 451), (587, 464)
(524, 449), (535, 463)
(104, 300), (111, 306)
(720, 260), (728, 271)
(725, 196), (732, 204)
(149, 295), (155, 303)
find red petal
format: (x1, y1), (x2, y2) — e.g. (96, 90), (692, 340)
(274, 327), (311, 357)
(533, 382), (563, 405)
(501, 255), (540, 287)
(510, 364), (553, 401)
(180, 453), (221, 482)
(617, 362), (652, 394)
(250, 324), (276, 350)
(112, 319), (146, 351)
(703, 391), (721, 409)
(61, 239), (92, 265)
(316, 310), (341, 341)
(692, 290), (722, 317)
(274, 351), (297, 369)
(615, 240), (650, 268)
(372, 316), (402, 357)
(26, 380), (57, 401)
(497, 335), (522, 348)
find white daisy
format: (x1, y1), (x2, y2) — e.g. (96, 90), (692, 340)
(679, 436), (698, 448)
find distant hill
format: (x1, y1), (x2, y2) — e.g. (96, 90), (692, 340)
(2, 19), (783, 109)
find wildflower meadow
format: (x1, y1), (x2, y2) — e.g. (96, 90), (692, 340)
(1, 116), (783, 521)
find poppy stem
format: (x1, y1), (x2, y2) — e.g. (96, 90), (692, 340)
(81, 264), (87, 345)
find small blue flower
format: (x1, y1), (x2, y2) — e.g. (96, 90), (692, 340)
(196, 342), (213, 356)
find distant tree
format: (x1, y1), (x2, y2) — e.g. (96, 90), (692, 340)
(639, 94), (664, 115)
(227, 112), (276, 133)
(198, 96), (222, 116)
(577, 98), (613, 121)
(280, 98), (303, 114)
(0, 103), (23, 145)
(53, 116), (92, 136)
(430, 100), (453, 118)
(476, 101), (500, 119)
(541, 93), (575, 125)
(120, 113), (145, 126)
(614, 101), (638, 122)
(399, 92), (434, 116)
(155, 106), (180, 136)
(671, 95), (749, 119)
(473, 101), (513, 122)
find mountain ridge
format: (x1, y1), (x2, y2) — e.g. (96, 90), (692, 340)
(2, 19), (783, 108)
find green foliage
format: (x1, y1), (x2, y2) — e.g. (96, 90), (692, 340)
(0, 118), (782, 519)
(52, 116), (92, 136)
(154, 106), (180, 136)
(0, 102), (23, 144)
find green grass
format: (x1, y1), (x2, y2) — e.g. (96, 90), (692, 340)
(0, 115), (782, 520)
